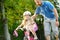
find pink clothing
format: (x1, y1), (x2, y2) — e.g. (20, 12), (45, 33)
(30, 36), (34, 40)
(33, 23), (38, 32)
(24, 31), (30, 36)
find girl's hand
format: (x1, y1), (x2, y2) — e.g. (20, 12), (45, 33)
(55, 21), (59, 27)
(20, 28), (24, 31)
(13, 30), (18, 37)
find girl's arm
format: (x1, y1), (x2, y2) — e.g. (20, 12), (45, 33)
(15, 20), (24, 31)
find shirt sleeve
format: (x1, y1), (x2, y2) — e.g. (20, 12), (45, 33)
(35, 6), (40, 15)
(46, 1), (54, 11)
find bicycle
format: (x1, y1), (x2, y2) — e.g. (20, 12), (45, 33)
(13, 28), (34, 40)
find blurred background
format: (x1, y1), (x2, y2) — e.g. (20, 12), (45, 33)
(0, 0), (60, 40)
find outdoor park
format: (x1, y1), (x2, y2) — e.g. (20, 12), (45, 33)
(0, 0), (60, 40)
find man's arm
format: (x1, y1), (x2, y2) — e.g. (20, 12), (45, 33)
(53, 8), (59, 26)
(53, 8), (59, 21)
(46, 1), (59, 26)
(32, 13), (38, 20)
(32, 6), (40, 19)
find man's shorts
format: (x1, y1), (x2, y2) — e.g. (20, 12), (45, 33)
(43, 19), (59, 37)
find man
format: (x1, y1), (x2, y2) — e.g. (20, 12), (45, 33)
(32, 0), (59, 40)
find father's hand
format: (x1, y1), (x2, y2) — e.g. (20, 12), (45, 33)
(55, 21), (59, 27)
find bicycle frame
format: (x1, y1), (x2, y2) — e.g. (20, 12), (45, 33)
(20, 28), (34, 40)
(24, 30), (34, 40)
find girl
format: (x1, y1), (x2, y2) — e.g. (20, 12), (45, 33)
(13, 11), (38, 40)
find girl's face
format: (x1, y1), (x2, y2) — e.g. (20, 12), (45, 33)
(24, 15), (31, 20)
